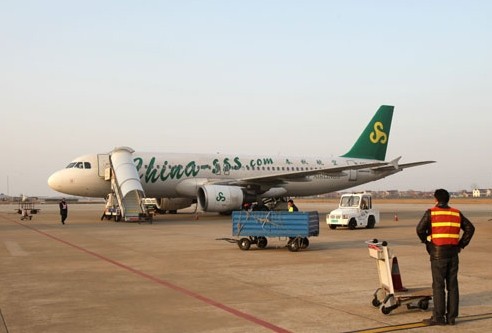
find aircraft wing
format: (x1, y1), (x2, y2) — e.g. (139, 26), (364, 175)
(212, 161), (386, 186)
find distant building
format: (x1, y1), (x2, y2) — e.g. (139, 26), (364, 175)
(0, 193), (10, 201)
(472, 189), (492, 197)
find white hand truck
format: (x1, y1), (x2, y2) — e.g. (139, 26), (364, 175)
(366, 239), (433, 315)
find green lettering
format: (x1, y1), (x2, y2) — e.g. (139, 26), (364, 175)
(185, 161), (200, 177)
(212, 159), (221, 174)
(145, 157), (160, 183)
(170, 165), (185, 179)
(233, 157), (242, 170)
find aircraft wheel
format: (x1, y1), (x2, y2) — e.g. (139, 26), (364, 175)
(257, 237), (268, 249)
(238, 238), (251, 251)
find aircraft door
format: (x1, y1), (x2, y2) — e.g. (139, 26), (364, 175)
(97, 154), (111, 178)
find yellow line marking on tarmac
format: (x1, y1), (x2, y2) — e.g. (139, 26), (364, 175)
(346, 322), (427, 333)
(344, 312), (492, 333)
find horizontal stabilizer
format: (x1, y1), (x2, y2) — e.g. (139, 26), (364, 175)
(374, 160), (435, 172)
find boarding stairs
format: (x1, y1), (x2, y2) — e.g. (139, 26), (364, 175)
(107, 147), (147, 222)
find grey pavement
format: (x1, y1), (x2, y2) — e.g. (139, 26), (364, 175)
(1, 201), (491, 333)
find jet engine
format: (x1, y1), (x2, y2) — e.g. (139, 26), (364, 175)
(197, 185), (245, 212)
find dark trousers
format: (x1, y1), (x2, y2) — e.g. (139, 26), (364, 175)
(430, 256), (459, 323)
(61, 211), (68, 223)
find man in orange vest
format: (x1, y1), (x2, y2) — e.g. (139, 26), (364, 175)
(416, 189), (475, 326)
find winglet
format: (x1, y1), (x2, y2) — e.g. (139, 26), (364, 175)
(342, 105), (394, 161)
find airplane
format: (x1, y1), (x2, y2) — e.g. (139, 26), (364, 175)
(47, 105), (435, 214)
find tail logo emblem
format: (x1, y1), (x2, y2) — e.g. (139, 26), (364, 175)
(370, 122), (387, 144)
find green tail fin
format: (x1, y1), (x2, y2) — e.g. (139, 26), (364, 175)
(341, 105), (394, 161)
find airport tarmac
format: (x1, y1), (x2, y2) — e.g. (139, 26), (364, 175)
(1, 200), (491, 333)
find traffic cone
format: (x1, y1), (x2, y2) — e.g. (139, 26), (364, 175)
(394, 213), (399, 221)
(391, 257), (407, 292)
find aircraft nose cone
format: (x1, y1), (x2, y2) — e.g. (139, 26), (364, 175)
(48, 172), (61, 191)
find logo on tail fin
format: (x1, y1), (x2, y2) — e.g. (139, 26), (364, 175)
(370, 122), (388, 144)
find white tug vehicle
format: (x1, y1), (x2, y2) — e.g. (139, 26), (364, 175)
(326, 192), (379, 229)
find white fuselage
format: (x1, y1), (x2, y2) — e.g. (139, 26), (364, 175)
(48, 152), (397, 199)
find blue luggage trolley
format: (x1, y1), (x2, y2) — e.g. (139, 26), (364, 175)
(223, 211), (319, 251)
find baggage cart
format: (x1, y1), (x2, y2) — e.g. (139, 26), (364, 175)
(366, 239), (432, 315)
(16, 198), (40, 220)
(219, 211), (319, 252)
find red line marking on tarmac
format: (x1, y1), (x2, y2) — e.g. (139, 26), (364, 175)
(12, 220), (292, 333)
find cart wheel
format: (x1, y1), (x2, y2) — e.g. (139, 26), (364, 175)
(348, 218), (357, 230)
(329, 224), (337, 230)
(238, 238), (251, 251)
(287, 238), (300, 252)
(372, 298), (381, 307)
(257, 237), (268, 249)
(300, 237), (309, 249)
(380, 305), (392, 315)
(418, 299), (429, 310)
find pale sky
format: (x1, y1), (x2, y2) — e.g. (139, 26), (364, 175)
(1, 1), (491, 197)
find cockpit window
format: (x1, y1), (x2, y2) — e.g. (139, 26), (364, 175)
(66, 161), (91, 169)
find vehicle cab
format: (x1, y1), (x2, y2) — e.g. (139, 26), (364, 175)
(326, 192), (379, 229)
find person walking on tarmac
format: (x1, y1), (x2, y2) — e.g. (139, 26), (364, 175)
(287, 199), (298, 212)
(59, 198), (68, 224)
(416, 189), (475, 326)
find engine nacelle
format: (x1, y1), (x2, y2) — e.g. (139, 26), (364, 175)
(197, 185), (244, 212)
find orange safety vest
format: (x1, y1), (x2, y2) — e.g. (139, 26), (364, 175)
(429, 207), (461, 246)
